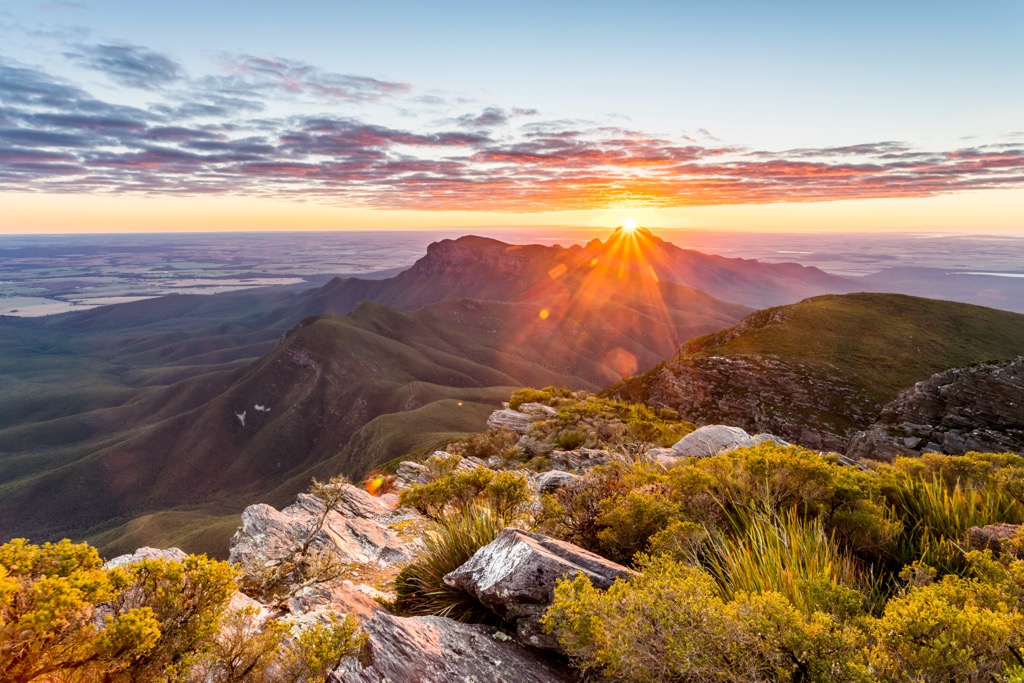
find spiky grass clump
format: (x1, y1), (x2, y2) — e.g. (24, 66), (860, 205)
(884, 473), (1024, 573)
(886, 474), (1024, 540)
(393, 505), (505, 621)
(704, 507), (872, 616)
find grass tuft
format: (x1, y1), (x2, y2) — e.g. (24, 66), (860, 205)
(393, 504), (505, 621)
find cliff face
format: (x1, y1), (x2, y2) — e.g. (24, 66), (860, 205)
(640, 354), (874, 452)
(848, 358), (1024, 460)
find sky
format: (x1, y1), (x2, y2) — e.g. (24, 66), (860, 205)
(1, 0), (1022, 234)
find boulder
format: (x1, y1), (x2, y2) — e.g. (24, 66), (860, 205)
(444, 528), (636, 650)
(395, 460), (430, 486)
(647, 447), (681, 469)
(534, 470), (581, 494)
(967, 524), (1020, 554)
(283, 579), (383, 620)
(518, 402), (558, 417)
(229, 485), (413, 570)
(487, 408), (536, 434)
(549, 447), (612, 472)
(458, 455), (487, 471)
(672, 425), (751, 457)
(103, 546), (187, 569)
(337, 613), (573, 682)
(730, 433), (791, 451)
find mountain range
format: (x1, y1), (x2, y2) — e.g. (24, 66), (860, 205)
(1, 228), (1020, 557)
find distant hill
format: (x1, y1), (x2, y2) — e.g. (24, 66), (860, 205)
(610, 293), (1024, 452)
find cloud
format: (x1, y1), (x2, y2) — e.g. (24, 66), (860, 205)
(208, 55), (410, 103)
(66, 43), (182, 89)
(455, 107), (509, 128)
(1, 54), (1023, 211)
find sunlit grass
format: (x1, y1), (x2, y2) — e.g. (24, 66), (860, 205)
(704, 506), (874, 615)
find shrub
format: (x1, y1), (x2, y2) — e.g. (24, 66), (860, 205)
(447, 427), (518, 461)
(399, 467), (532, 523)
(554, 429), (586, 450)
(508, 386), (573, 410)
(393, 505), (505, 620)
(0, 538), (161, 682)
(595, 484), (680, 564)
(539, 467), (626, 553)
(542, 555), (869, 682)
(277, 613), (368, 682)
(423, 452), (462, 479)
(870, 573), (1024, 682)
(110, 553), (239, 681)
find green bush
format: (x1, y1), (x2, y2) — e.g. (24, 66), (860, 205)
(508, 389), (695, 454)
(542, 555), (870, 682)
(870, 571), (1024, 681)
(399, 467), (532, 522)
(535, 447), (1024, 682)
(508, 386), (574, 410)
(554, 429), (587, 450)
(447, 427), (519, 461)
(0, 538), (366, 683)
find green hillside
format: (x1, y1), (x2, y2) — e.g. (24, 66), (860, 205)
(612, 293), (1024, 451)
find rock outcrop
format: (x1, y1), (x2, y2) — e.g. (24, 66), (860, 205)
(848, 358), (1024, 460)
(487, 408), (539, 434)
(338, 612), (574, 682)
(230, 484), (412, 569)
(966, 524), (1021, 554)
(534, 470), (581, 494)
(641, 354), (874, 452)
(548, 447), (613, 472)
(444, 528), (636, 650)
(103, 546), (187, 569)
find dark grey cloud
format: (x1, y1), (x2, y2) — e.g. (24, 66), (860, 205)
(66, 43), (183, 89)
(0, 61), (87, 106)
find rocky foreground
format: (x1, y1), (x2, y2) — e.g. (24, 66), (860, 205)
(103, 404), (807, 681)
(109, 391), (1023, 681)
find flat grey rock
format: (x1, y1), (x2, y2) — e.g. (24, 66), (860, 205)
(671, 424), (751, 457)
(337, 613), (573, 682)
(444, 528), (636, 651)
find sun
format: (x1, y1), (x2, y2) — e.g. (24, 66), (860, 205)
(621, 218), (638, 233)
